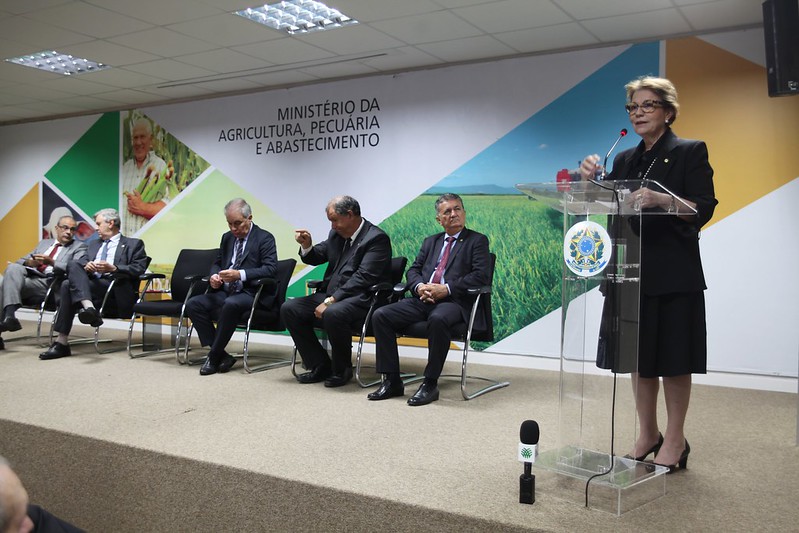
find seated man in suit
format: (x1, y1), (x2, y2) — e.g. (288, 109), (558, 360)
(185, 198), (277, 376)
(39, 208), (148, 360)
(368, 193), (490, 406)
(0, 214), (86, 350)
(281, 195), (392, 387)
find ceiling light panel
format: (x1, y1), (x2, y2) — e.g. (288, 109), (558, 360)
(5, 50), (110, 76)
(234, 1), (358, 35)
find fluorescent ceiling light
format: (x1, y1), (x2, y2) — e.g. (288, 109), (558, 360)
(234, 1), (358, 35)
(5, 50), (109, 76)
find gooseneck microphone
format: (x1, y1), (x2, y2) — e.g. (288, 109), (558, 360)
(599, 128), (628, 180)
(518, 420), (539, 504)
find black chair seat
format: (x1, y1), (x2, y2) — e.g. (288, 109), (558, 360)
(132, 300), (184, 316)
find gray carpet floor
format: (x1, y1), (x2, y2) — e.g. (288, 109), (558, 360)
(1, 322), (797, 532)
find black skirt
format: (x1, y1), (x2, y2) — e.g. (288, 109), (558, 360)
(597, 290), (707, 378)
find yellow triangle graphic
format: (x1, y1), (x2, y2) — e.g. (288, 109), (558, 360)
(666, 37), (799, 226)
(0, 183), (40, 266)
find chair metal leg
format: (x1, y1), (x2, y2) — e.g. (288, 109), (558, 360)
(242, 320), (291, 374)
(458, 340), (509, 400)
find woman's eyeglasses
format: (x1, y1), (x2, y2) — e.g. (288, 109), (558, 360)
(625, 100), (665, 114)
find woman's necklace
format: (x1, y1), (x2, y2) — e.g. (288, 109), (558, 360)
(639, 156), (657, 179)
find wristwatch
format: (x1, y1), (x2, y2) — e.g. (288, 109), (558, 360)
(323, 296), (335, 306)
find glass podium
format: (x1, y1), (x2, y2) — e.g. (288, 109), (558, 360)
(516, 179), (696, 515)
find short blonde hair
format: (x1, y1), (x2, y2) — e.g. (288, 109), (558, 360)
(625, 76), (680, 124)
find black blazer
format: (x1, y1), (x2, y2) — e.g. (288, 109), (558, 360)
(608, 129), (717, 295)
(406, 227), (491, 325)
(84, 235), (148, 316)
(301, 219), (392, 307)
(211, 224), (278, 307)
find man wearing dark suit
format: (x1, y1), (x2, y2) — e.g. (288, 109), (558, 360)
(281, 195), (392, 387)
(39, 208), (148, 360)
(0, 215), (86, 350)
(368, 193), (490, 406)
(186, 198), (278, 376)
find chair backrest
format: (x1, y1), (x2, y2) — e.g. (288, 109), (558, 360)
(269, 258), (297, 310)
(170, 248), (218, 302)
(469, 252), (496, 343)
(248, 258), (297, 330)
(390, 256), (408, 285)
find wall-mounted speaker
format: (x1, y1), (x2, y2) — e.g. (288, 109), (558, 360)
(763, 0), (799, 97)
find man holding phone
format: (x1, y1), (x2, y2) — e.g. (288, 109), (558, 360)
(0, 214), (87, 349)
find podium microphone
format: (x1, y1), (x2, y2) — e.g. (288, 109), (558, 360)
(599, 128), (628, 180)
(518, 420), (539, 504)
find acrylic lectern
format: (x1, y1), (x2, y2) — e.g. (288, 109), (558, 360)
(516, 179), (696, 515)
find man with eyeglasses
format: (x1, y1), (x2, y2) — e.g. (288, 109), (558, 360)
(368, 193), (491, 406)
(39, 208), (148, 360)
(0, 215), (87, 350)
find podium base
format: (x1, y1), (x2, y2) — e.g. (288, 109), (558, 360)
(534, 446), (668, 515)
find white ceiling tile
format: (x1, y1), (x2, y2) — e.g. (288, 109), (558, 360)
(122, 59), (218, 82)
(56, 94), (133, 110)
(59, 40), (160, 67)
(456, 0), (572, 33)
(134, 84), (218, 101)
(679, 0), (763, 30)
(189, 77), (265, 93)
(0, 81), (75, 100)
(553, 0), (674, 20)
(418, 35), (517, 62)
(88, 88), (166, 106)
(359, 46), (444, 71)
(296, 25), (405, 56)
(298, 61), (379, 79)
(0, 15), (93, 49)
(0, 89), (38, 106)
(371, 11), (484, 45)
(233, 38), (333, 64)
(582, 9), (693, 42)
(495, 22), (599, 53)
(244, 70), (321, 87)
(38, 75), (119, 96)
(72, 68), (168, 90)
(0, 0), (73, 16)
(333, 0), (442, 22)
(0, 106), (50, 120)
(14, 100), (87, 114)
(108, 28), (219, 58)
(84, 0), (223, 26)
(24, 2), (152, 39)
(176, 48), (273, 73)
(169, 14), (284, 47)
(432, 0), (495, 8)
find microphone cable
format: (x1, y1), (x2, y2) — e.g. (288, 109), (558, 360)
(583, 179), (624, 508)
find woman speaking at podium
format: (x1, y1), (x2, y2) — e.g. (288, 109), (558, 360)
(579, 76), (718, 473)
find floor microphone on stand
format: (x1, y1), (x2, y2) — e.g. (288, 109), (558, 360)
(518, 420), (539, 504)
(599, 128), (628, 180)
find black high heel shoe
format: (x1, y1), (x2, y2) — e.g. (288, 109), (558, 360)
(655, 439), (691, 474)
(625, 432), (664, 461)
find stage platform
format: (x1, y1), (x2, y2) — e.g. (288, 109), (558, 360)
(1, 318), (797, 532)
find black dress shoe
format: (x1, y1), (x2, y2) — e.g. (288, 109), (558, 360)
(324, 367), (353, 388)
(625, 432), (664, 461)
(199, 358), (219, 376)
(296, 364), (332, 384)
(407, 381), (440, 406)
(654, 439), (691, 474)
(1, 317), (22, 332)
(39, 342), (72, 360)
(218, 354), (237, 373)
(0, 337), (5, 351)
(367, 379), (404, 400)
(78, 307), (104, 327)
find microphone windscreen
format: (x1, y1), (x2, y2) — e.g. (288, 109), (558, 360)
(620, 128), (628, 136)
(520, 420), (539, 445)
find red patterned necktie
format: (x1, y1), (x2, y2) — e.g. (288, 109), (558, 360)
(431, 236), (455, 284)
(37, 243), (61, 272)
